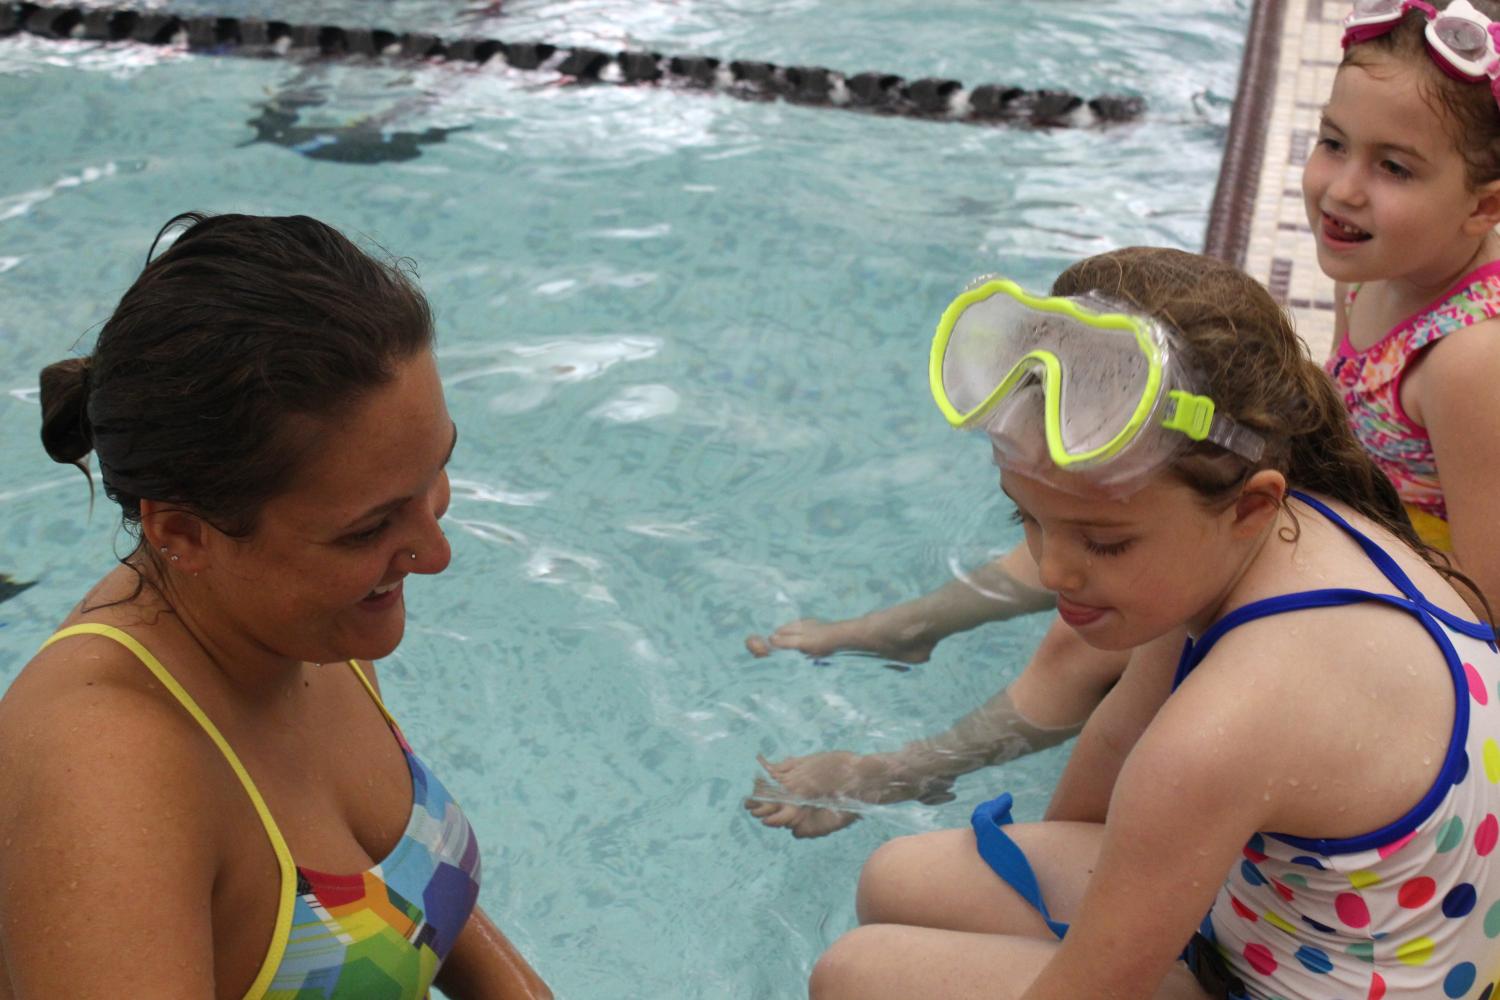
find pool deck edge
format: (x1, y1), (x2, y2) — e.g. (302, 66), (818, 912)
(1211, 0), (1340, 360)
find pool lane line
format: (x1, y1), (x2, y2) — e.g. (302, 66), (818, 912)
(1, 2), (1146, 129)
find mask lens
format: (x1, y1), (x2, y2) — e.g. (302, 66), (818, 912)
(1435, 17), (1489, 58)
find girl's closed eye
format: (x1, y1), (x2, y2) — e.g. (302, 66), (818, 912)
(1083, 536), (1132, 557)
(1316, 135), (1345, 155)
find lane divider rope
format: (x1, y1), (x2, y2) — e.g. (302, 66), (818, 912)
(1, 2), (1146, 128)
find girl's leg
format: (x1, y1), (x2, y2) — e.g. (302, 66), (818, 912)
(855, 822), (1103, 937)
(809, 924), (1212, 1000)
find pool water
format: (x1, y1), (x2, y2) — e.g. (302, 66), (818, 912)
(0, 1), (1248, 994)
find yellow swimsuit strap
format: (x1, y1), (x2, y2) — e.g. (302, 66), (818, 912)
(39, 622), (307, 1000)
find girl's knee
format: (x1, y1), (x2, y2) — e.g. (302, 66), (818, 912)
(808, 925), (894, 1000)
(854, 833), (929, 925)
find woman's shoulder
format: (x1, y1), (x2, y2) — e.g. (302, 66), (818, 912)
(0, 622), (234, 835)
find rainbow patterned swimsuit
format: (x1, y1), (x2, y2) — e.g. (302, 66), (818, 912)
(1324, 261), (1500, 553)
(40, 623), (482, 1000)
(1177, 494), (1500, 1000)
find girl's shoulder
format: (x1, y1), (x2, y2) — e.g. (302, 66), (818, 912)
(1344, 261), (1500, 357)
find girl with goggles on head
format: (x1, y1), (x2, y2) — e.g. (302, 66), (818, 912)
(809, 246), (1500, 1000)
(1311, 0), (1500, 585)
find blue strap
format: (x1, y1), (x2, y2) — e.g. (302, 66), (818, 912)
(1289, 490), (1426, 600)
(1175, 588), (1425, 690)
(971, 793), (1069, 940)
(1173, 491), (1494, 691)
(1289, 491), (1492, 642)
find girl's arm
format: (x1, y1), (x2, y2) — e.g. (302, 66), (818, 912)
(433, 905), (552, 999)
(1414, 322), (1500, 615)
(1021, 647), (1276, 999)
(1043, 627), (1185, 823)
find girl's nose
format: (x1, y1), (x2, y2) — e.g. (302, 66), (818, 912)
(1034, 538), (1083, 594)
(1325, 162), (1365, 209)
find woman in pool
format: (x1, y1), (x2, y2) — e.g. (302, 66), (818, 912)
(0, 213), (551, 999)
(809, 247), (1499, 999)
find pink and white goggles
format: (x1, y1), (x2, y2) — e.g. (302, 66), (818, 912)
(1343, 0), (1500, 99)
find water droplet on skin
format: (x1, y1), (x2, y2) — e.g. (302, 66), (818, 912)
(1264, 792), (1272, 801)
(1287, 777), (1300, 787)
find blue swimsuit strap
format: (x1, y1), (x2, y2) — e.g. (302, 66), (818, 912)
(1284, 491), (1492, 641)
(1174, 490), (1492, 689)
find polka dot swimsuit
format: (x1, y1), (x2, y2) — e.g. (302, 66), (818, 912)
(1177, 493), (1500, 1000)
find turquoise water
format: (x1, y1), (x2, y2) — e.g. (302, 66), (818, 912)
(0, 1), (1247, 994)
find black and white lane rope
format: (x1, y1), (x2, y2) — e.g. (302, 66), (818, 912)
(1, 3), (1146, 128)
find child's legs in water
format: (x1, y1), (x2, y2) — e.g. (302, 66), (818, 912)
(810, 927), (1212, 1000)
(855, 822), (1100, 936)
(812, 822), (1209, 1000)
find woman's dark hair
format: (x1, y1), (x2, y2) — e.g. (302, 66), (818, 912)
(1342, 0), (1500, 188)
(39, 212), (434, 542)
(1051, 247), (1488, 614)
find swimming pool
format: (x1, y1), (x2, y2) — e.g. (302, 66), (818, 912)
(0, 1), (1248, 993)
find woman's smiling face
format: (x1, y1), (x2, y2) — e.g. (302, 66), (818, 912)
(203, 350), (456, 666)
(1002, 465), (1248, 649)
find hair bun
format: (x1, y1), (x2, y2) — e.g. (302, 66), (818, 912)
(38, 356), (95, 466)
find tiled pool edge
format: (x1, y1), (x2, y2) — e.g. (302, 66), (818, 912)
(1208, 0), (1339, 359)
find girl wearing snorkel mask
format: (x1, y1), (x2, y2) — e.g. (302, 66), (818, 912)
(1314, 0), (1500, 610)
(809, 247), (1500, 1000)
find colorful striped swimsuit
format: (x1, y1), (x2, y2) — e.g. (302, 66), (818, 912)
(1324, 261), (1500, 553)
(1180, 494), (1500, 999)
(40, 623), (482, 1000)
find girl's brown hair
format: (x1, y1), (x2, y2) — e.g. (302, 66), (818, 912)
(1342, 1), (1500, 187)
(1051, 248), (1487, 610)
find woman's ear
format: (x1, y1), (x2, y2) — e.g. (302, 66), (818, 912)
(139, 499), (213, 574)
(1231, 469), (1287, 538)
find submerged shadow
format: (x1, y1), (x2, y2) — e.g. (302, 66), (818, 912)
(0, 574), (36, 607)
(241, 89), (469, 164)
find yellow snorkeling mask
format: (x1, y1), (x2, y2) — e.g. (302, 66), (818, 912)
(929, 278), (1266, 493)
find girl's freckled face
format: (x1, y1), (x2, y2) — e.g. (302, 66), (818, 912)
(1002, 469), (1235, 649)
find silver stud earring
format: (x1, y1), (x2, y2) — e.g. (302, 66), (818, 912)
(170, 554), (180, 563)
(409, 552), (418, 561)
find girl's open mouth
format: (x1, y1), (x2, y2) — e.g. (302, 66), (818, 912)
(1321, 212), (1371, 245)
